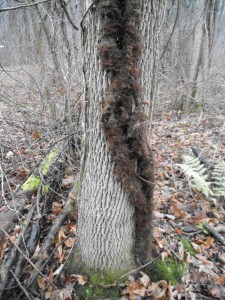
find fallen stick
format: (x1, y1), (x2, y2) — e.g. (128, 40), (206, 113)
(203, 223), (225, 246)
(0, 226), (57, 290)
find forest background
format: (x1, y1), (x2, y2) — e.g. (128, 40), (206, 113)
(1, 0), (225, 299)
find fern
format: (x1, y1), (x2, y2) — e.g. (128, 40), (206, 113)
(211, 161), (225, 197)
(177, 155), (213, 197)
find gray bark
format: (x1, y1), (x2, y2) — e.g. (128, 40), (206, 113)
(78, 2), (134, 270)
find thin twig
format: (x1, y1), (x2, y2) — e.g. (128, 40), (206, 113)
(59, 0), (78, 30)
(119, 256), (159, 280)
(0, 206), (36, 299)
(10, 270), (34, 300)
(0, 0), (51, 12)
(28, 201), (71, 286)
(160, 0), (180, 59)
(0, 226), (57, 290)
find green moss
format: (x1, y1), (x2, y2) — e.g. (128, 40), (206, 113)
(152, 258), (188, 285)
(21, 151), (58, 192)
(21, 174), (41, 191)
(41, 151), (58, 175)
(90, 270), (125, 285)
(77, 284), (119, 300)
(181, 238), (196, 256)
(76, 271), (123, 300)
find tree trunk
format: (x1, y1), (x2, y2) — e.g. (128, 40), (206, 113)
(71, 0), (166, 274)
(188, 0), (216, 110)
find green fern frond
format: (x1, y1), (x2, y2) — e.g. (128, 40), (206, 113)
(211, 161), (225, 197)
(177, 155), (212, 197)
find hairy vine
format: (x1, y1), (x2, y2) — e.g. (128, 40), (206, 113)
(98, 0), (154, 263)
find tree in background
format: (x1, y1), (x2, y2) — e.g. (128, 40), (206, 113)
(160, 0), (218, 112)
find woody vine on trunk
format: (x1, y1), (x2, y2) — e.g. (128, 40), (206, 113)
(99, 0), (154, 264)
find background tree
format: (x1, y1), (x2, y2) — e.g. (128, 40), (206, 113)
(160, 0), (219, 112)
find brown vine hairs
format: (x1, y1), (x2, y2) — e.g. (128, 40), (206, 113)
(99, 0), (154, 263)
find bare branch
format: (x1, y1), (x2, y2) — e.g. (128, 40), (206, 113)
(203, 223), (225, 246)
(0, 226), (58, 290)
(59, 0), (79, 31)
(0, 0), (52, 12)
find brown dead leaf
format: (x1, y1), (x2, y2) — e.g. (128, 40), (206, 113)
(147, 280), (168, 299)
(44, 286), (53, 300)
(173, 141), (183, 149)
(175, 228), (183, 234)
(159, 173), (165, 180)
(154, 237), (167, 248)
(66, 223), (77, 235)
(203, 236), (214, 248)
(195, 254), (214, 268)
(196, 237), (214, 250)
(13, 225), (21, 236)
(62, 175), (74, 188)
(190, 211), (206, 224)
(215, 273), (225, 285)
(191, 242), (202, 253)
(33, 242), (41, 256)
(0, 236), (7, 260)
(64, 237), (75, 248)
(16, 148), (25, 156)
(210, 288), (217, 297)
(12, 167), (28, 180)
(172, 204), (187, 219)
(64, 275), (77, 286)
(32, 130), (41, 140)
(73, 274), (88, 286)
(139, 271), (150, 287)
(37, 276), (46, 289)
(167, 283), (173, 300)
(133, 287), (146, 297)
(122, 281), (143, 299)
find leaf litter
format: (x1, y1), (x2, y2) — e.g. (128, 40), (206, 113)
(1, 91), (225, 298)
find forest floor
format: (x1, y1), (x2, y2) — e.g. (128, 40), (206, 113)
(1, 70), (225, 300)
(150, 109), (225, 300)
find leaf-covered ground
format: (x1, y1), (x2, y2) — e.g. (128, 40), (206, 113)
(150, 110), (225, 299)
(1, 67), (225, 300)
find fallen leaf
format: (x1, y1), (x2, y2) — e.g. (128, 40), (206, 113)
(73, 274), (88, 286)
(191, 242), (202, 253)
(172, 204), (187, 219)
(133, 288), (146, 297)
(139, 271), (150, 287)
(122, 281), (143, 299)
(62, 175), (74, 188)
(37, 276), (46, 289)
(64, 237), (75, 248)
(53, 264), (64, 276)
(32, 130), (41, 140)
(147, 280), (168, 299)
(215, 273), (225, 285)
